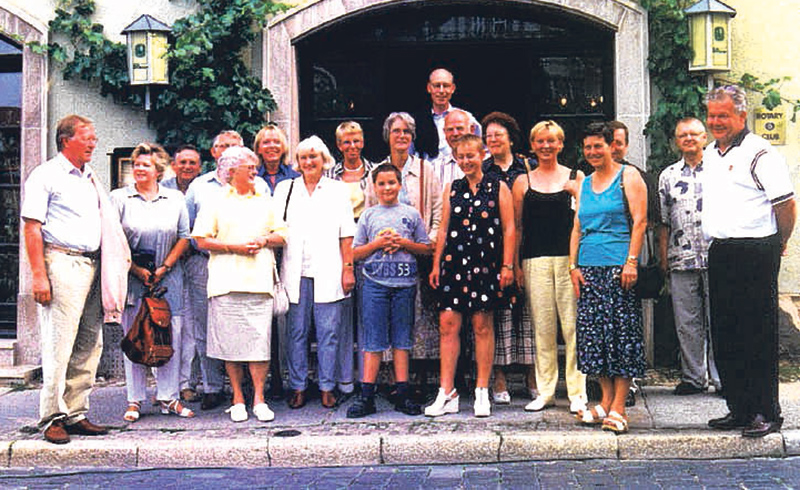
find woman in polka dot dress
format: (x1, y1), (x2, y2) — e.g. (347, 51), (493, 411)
(425, 134), (516, 418)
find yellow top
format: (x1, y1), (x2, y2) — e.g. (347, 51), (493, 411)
(192, 186), (288, 298)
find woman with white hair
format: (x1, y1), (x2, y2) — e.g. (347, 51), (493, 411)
(273, 136), (356, 410)
(193, 146), (287, 423)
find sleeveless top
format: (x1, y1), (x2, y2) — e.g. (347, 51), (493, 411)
(577, 167), (630, 266)
(520, 172), (575, 259)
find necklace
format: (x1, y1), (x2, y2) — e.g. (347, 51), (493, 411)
(344, 161), (364, 173)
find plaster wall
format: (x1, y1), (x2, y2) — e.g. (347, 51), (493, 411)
(723, 0), (800, 293)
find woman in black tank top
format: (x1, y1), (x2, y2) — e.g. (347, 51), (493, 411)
(512, 120), (588, 414)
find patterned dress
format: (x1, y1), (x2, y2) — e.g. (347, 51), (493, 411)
(439, 175), (508, 313)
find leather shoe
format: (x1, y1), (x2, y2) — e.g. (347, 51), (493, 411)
(742, 414), (783, 438)
(288, 390), (306, 409)
(65, 419), (108, 436)
(673, 382), (706, 396)
(201, 392), (226, 410)
(708, 412), (748, 430)
(43, 419), (70, 444)
(321, 390), (337, 408)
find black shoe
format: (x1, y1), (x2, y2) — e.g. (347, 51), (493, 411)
(201, 392), (226, 410)
(394, 397), (422, 416)
(708, 412), (749, 430)
(625, 389), (636, 407)
(346, 396), (376, 418)
(742, 414), (783, 438)
(673, 382), (706, 396)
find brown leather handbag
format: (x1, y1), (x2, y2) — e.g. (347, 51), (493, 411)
(121, 287), (174, 367)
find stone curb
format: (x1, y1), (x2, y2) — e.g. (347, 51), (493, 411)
(2, 431), (798, 467)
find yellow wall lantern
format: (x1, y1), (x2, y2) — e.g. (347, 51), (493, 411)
(684, 0), (736, 72)
(121, 14), (171, 86)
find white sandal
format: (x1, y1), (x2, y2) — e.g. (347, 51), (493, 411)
(577, 404), (607, 425)
(123, 401), (141, 422)
(160, 399), (195, 418)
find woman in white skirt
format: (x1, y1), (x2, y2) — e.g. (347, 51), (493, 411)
(194, 146), (287, 422)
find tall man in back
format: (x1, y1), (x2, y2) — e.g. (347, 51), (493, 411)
(658, 117), (721, 396)
(703, 85), (796, 437)
(21, 114), (109, 444)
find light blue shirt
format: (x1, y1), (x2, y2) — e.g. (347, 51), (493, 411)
(354, 203), (429, 288)
(110, 184), (190, 311)
(20, 153), (101, 252)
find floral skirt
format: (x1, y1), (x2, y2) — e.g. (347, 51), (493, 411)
(576, 266), (645, 378)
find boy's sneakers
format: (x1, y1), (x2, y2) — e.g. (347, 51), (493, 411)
(346, 396), (376, 418)
(394, 397), (422, 416)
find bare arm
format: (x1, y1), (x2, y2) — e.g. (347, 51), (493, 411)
(775, 198), (797, 254)
(340, 236), (355, 294)
(498, 180), (516, 289)
(512, 174), (527, 288)
(621, 165), (648, 290)
(23, 218), (50, 305)
(569, 204), (584, 299)
(429, 182), (452, 289)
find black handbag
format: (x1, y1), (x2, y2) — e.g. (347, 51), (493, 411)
(621, 165), (665, 299)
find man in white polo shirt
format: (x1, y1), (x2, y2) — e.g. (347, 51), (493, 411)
(703, 85), (796, 438)
(22, 114), (109, 444)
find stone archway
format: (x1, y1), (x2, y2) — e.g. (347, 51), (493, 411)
(0, 5), (47, 364)
(265, 0), (650, 166)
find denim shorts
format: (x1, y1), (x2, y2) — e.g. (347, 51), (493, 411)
(360, 277), (416, 352)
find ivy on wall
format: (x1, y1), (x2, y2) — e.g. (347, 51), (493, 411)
(31, 0), (288, 151)
(640, 0), (707, 173)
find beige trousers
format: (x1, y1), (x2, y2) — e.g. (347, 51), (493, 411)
(38, 249), (103, 428)
(523, 256), (586, 403)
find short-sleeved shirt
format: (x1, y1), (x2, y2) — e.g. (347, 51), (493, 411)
(430, 154), (465, 191)
(185, 170), (269, 228)
(702, 129), (795, 240)
(20, 153), (101, 252)
(110, 184), (191, 311)
(192, 186), (287, 298)
(658, 159), (709, 271)
(354, 203), (430, 288)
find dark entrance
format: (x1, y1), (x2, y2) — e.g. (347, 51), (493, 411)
(0, 34), (21, 338)
(296, 2), (614, 166)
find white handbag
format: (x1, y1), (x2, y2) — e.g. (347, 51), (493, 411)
(272, 263), (290, 316)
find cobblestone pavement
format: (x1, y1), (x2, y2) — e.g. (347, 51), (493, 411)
(2, 458), (799, 489)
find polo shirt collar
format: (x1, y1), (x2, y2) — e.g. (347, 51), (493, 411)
(57, 152), (93, 178)
(125, 183), (170, 201)
(714, 127), (750, 157)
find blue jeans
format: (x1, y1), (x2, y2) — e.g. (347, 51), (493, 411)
(287, 277), (343, 392)
(360, 278), (416, 352)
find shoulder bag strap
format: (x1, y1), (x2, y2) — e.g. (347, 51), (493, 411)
(283, 178), (295, 222)
(523, 157), (533, 191)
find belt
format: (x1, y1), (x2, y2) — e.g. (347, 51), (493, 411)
(45, 244), (100, 260)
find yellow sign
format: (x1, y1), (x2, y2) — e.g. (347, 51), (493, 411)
(753, 108), (786, 145)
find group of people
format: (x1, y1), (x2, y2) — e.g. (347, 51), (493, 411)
(22, 71), (795, 445)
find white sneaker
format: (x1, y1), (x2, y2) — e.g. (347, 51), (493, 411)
(569, 399), (587, 415)
(425, 388), (459, 417)
(492, 390), (511, 405)
(226, 403), (248, 422)
(253, 402), (275, 422)
(474, 387), (491, 417)
(524, 395), (555, 412)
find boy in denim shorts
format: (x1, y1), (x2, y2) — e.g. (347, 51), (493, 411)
(347, 164), (431, 417)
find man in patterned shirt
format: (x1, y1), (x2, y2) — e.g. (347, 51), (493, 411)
(658, 117), (721, 396)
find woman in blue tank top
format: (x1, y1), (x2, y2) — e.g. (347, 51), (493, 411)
(568, 122), (647, 434)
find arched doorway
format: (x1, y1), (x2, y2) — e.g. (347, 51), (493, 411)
(295, 2), (615, 165)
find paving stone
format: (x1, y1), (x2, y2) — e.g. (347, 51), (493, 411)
(500, 431), (618, 461)
(617, 430), (785, 459)
(138, 438), (269, 467)
(382, 431), (499, 464)
(268, 434), (380, 467)
(10, 439), (137, 467)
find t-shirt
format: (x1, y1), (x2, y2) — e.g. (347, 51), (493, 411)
(354, 202), (430, 288)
